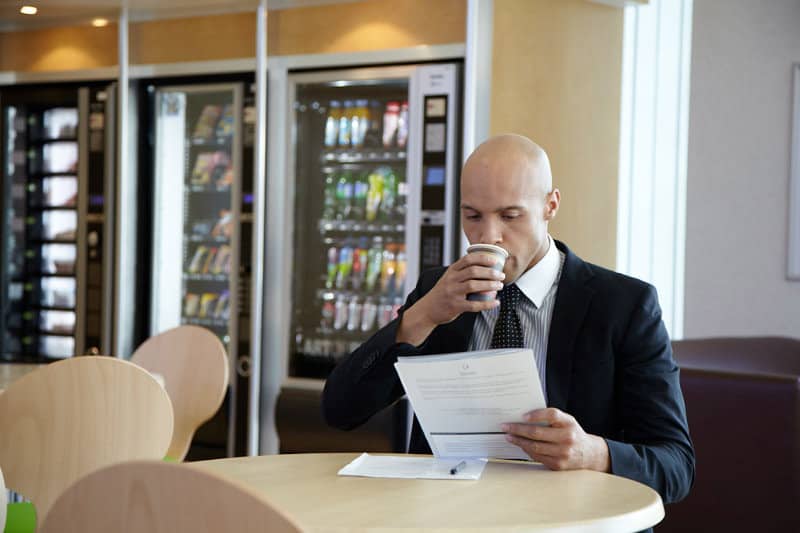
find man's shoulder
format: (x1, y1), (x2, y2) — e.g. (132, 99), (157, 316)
(558, 241), (655, 298)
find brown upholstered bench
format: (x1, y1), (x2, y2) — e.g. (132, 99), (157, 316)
(658, 337), (800, 532)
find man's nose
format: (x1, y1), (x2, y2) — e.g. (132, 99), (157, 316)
(479, 219), (503, 244)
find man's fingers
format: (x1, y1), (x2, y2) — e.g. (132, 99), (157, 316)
(523, 407), (575, 427)
(505, 434), (562, 458)
(502, 422), (569, 444)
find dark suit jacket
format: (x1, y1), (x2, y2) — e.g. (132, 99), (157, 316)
(322, 240), (695, 504)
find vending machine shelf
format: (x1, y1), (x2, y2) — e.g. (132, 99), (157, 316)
(321, 148), (406, 164)
(28, 137), (79, 145)
(318, 219), (405, 235)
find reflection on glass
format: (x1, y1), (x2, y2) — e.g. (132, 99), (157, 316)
(39, 310), (75, 334)
(42, 210), (77, 241)
(39, 335), (74, 358)
(42, 108), (78, 139)
(40, 277), (76, 308)
(41, 176), (78, 207)
(41, 244), (76, 274)
(42, 142), (78, 173)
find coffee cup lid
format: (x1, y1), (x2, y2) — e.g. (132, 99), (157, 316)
(466, 243), (509, 259)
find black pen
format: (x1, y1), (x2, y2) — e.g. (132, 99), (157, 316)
(449, 460), (467, 475)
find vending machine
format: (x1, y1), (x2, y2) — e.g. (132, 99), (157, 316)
(0, 82), (116, 361)
(141, 74), (256, 459)
(272, 63), (462, 453)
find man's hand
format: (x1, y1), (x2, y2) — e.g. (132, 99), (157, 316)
(396, 253), (505, 346)
(502, 408), (611, 472)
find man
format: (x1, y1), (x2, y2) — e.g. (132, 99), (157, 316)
(322, 134), (694, 504)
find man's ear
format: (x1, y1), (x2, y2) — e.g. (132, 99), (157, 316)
(545, 189), (561, 220)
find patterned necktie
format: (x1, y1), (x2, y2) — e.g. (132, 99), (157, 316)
(490, 283), (525, 349)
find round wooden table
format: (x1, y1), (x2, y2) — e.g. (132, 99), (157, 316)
(193, 453), (664, 532)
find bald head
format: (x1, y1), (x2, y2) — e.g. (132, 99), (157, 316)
(462, 134), (553, 197)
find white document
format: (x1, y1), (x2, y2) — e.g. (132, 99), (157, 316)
(338, 453), (487, 480)
(394, 348), (546, 460)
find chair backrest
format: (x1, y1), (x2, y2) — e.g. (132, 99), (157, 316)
(659, 337), (800, 532)
(0, 356), (173, 519)
(40, 460), (303, 533)
(131, 325), (229, 460)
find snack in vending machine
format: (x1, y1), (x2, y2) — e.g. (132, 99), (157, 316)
(188, 245), (208, 273)
(213, 291), (230, 318)
(191, 153), (215, 184)
(325, 246), (338, 289)
(365, 168), (384, 222)
(335, 244), (354, 290)
(198, 293), (218, 318)
(397, 101), (409, 148)
(365, 238), (383, 292)
(333, 294), (348, 331)
(382, 101), (400, 147)
(324, 100), (341, 148)
(346, 296), (362, 332)
(201, 246), (218, 274)
(361, 296), (378, 332)
(338, 100), (353, 147)
(192, 105), (223, 140)
(211, 209), (233, 238)
(183, 293), (200, 317)
(214, 104), (235, 138)
(211, 245), (231, 274)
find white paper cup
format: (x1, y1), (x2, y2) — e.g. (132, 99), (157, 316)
(465, 244), (508, 301)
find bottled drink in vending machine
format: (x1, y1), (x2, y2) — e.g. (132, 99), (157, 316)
(335, 243), (354, 290)
(320, 295), (335, 330)
(397, 101), (409, 148)
(365, 168), (384, 222)
(324, 100), (341, 148)
(351, 100), (369, 148)
(380, 168), (397, 221)
(366, 100), (383, 147)
(346, 295), (362, 331)
(338, 100), (353, 147)
(336, 171), (353, 219)
(323, 171), (337, 220)
(377, 297), (394, 328)
(361, 296), (378, 332)
(365, 238), (383, 292)
(396, 168), (408, 218)
(351, 171), (368, 220)
(333, 294), (348, 331)
(325, 245), (338, 289)
(351, 243), (368, 290)
(380, 244), (397, 296)
(382, 101), (400, 147)
(395, 246), (407, 296)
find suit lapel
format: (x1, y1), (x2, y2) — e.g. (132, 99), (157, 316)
(447, 311), (478, 352)
(546, 241), (595, 411)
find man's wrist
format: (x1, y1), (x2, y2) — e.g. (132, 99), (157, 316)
(589, 435), (611, 473)
(396, 304), (436, 346)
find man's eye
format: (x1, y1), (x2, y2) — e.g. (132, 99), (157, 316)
(465, 215), (481, 221)
(502, 213), (519, 220)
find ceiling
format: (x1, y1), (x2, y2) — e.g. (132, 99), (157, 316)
(0, 0), (357, 31)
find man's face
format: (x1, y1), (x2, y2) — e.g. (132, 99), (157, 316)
(460, 153), (554, 283)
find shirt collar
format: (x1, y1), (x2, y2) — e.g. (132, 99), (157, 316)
(513, 235), (560, 308)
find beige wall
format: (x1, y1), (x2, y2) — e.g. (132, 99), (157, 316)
(0, 0), (465, 71)
(490, 0), (623, 268)
(0, 24), (118, 72)
(268, 0), (465, 56)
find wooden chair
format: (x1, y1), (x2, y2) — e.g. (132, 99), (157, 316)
(131, 325), (229, 461)
(40, 460), (303, 533)
(0, 356), (173, 523)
